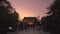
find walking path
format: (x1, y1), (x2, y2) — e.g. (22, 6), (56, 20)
(7, 27), (51, 34)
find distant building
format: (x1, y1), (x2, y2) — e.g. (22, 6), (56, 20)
(23, 17), (40, 25)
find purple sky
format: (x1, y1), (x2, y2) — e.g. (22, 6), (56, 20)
(8, 0), (54, 20)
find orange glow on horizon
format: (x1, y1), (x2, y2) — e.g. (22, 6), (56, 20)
(16, 8), (41, 20)
(8, 0), (54, 20)
(16, 8), (46, 20)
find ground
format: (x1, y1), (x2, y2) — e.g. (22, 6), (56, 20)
(7, 27), (51, 34)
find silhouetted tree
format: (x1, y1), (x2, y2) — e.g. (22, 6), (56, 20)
(47, 0), (60, 34)
(47, 0), (60, 15)
(41, 16), (52, 32)
(7, 9), (19, 32)
(0, 0), (19, 34)
(41, 0), (60, 34)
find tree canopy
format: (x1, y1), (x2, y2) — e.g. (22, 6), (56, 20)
(0, 0), (19, 32)
(41, 0), (60, 34)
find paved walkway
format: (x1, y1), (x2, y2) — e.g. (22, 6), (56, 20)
(7, 27), (51, 34)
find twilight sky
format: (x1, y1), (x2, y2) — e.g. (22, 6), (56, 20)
(8, 0), (54, 20)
